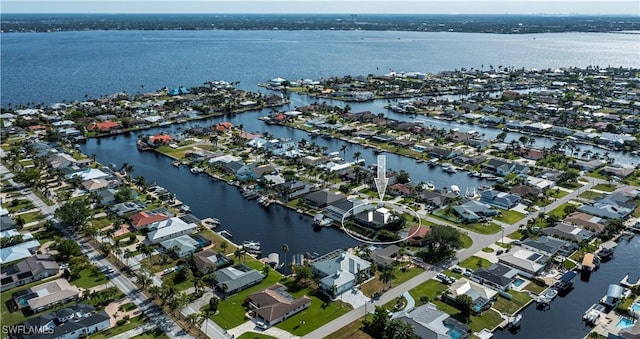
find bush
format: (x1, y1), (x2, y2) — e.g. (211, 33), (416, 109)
(116, 318), (128, 326)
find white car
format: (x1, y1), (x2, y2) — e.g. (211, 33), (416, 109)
(256, 321), (268, 330)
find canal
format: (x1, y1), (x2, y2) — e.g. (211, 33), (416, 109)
(493, 236), (640, 339)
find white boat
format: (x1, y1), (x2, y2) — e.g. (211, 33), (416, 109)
(583, 304), (606, 325)
(219, 230), (233, 239)
(442, 164), (457, 174)
(243, 241), (261, 253)
(543, 288), (558, 301)
(190, 167), (204, 174)
(507, 314), (522, 328)
(422, 182), (435, 191)
(179, 205), (191, 213)
(450, 185), (461, 197)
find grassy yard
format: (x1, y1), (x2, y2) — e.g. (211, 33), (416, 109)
(70, 267), (109, 289)
(17, 210), (45, 224)
(330, 319), (371, 339)
(508, 230), (524, 240)
(275, 293), (352, 336)
(131, 328), (170, 339)
(6, 199), (34, 213)
(548, 202), (573, 219)
(361, 265), (424, 297)
(89, 315), (145, 339)
(593, 183), (617, 192)
(458, 256), (493, 270)
(162, 271), (197, 292)
(492, 290), (532, 314)
(237, 333), (278, 339)
(459, 233), (473, 248)
(495, 210), (525, 225)
(457, 222), (502, 235)
(467, 309), (504, 332)
(523, 281), (547, 294)
(409, 279), (449, 307)
(578, 191), (604, 200)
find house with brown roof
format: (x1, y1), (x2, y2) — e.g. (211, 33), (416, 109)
(148, 134), (172, 145)
(563, 212), (607, 233)
(87, 121), (120, 132)
(129, 211), (169, 229)
(247, 284), (311, 326)
(194, 249), (233, 273)
(407, 226), (430, 246)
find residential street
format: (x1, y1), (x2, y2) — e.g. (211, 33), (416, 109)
(303, 177), (603, 338)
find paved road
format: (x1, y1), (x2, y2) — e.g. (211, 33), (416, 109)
(0, 162), (193, 339)
(304, 177), (604, 338)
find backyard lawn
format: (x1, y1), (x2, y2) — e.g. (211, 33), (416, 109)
(492, 290), (532, 314)
(408, 279), (448, 306)
(467, 309), (504, 332)
(495, 210), (525, 224)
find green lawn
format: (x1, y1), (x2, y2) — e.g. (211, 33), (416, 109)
(457, 222), (502, 235)
(275, 293), (352, 336)
(329, 319), (371, 339)
(18, 210), (45, 224)
(578, 191), (604, 200)
(495, 210), (525, 225)
(70, 267), (109, 289)
(552, 189), (569, 199)
(523, 281), (547, 294)
(89, 315), (145, 339)
(548, 202), (573, 219)
(482, 247), (494, 253)
(593, 183), (617, 192)
(458, 256), (493, 270)
(131, 328), (170, 339)
(162, 271), (197, 291)
(361, 265), (424, 297)
(459, 233), (473, 249)
(409, 279), (449, 307)
(467, 309), (504, 332)
(492, 290), (532, 314)
(237, 333), (278, 339)
(508, 230), (524, 240)
(6, 199), (34, 213)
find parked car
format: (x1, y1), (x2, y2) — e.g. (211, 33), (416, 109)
(463, 271), (473, 277)
(451, 267), (464, 274)
(436, 273), (447, 281)
(496, 250), (504, 255)
(256, 321), (268, 330)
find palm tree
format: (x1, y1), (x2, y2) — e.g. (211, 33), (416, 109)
(149, 285), (162, 299)
(137, 273), (152, 290)
(282, 244), (289, 272)
(380, 265), (395, 290)
(220, 241), (228, 253)
(340, 144), (348, 159)
(352, 151), (362, 163)
(193, 276), (203, 296)
(234, 248), (244, 263)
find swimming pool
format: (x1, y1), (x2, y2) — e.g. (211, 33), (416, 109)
(631, 302), (640, 312)
(445, 324), (466, 339)
(513, 278), (526, 287)
(616, 318), (635, 329)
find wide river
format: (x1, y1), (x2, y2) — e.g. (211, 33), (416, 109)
(2, 29), (639, 337)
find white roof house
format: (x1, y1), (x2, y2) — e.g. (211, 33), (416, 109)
(0, 240), (40, 264)
(66, 168), (110, 181)
(498, 247), (549, 277)
(160, 235), (199, 258)
(147, 217), (197, 244)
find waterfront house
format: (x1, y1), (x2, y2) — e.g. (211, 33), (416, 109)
(520, 236), (573, 257)
(479, 190), (521, 209)
(483, 159), (529, 176)
(355, 207), (395, 229)
(312, 250), (371, 298)
(0, 255), (59, 292)
(601, 166), (635, 178)
(389, 183), (413, 196)
(322, 198), (370, 222)
(12, 303), (111, 339)
(129, 210), (169, 230)
(277, 181), (316, 201)
(574, 159), (606, 172)
(194, 249), (232, 273)
(563, 212), (607, 233)
(110, 201), (146, 217)
(542, 223), (596, 243)
(66, 168), (110, 182)
(445, 278), (497, 314)
(398, 302), (471, 339)
(147, 217), (198, 244)
(247, 284), (311, 327)
(215, 264), (265, 297)
(13, 278), (81, 313)
(303, 190), (347, 208)
(577, 193), (635, 219)
(87, 120), (121, 132)
(420, 191), (457, 208)
(46, 153), (77, 170)
(160, 235), (200, 258)
(95, 188), (118, 206)
(466, 138), (490, 150)
(471, 263), (518, 292)
(453, 201), (498, 223)
(498, 247), (549, 278)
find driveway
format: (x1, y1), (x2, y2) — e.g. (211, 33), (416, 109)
(338, 288), (370, 309)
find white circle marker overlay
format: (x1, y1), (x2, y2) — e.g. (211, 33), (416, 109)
(340, 200), (423, 245)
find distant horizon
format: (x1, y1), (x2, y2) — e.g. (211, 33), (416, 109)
(2, 1), (639, 15)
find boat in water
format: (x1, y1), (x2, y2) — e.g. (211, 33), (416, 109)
(442, 164), (457, 174)
(583, 303), (606, 325)
(450, 185), (461, 197)
(243, 240), (262, 254)
(219, 230), (233, 239)
(427, 158), (439, 167)
(507, 313), (522, 329)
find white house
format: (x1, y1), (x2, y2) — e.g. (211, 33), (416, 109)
(147, 217), (197, 244)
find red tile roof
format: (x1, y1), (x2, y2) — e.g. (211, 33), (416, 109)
(88, 121), (120, 131)
(130, 212), (168, 228)
(407, 226), (430, 245)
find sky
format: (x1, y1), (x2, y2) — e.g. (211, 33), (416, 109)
(2, 0), (639, 15)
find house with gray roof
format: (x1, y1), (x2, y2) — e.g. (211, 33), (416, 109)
(453, 200), (498, 223)
(498, 247), (549, 277)
(322, 199), (370, 222)
(1, 255), (59, 292)
(370, 245), (400, 267)
(479, 190), (521, 209)
(303, 190), (347, 208)
(542, 223), (595, 243)
(577, 192), (635, 219)
(13, 278), (81, 313)
(247, 284), (311, 327)
(147, 217), (197, 244)
(12, 303), (110, 339)
(471, 263), (518, 292)
(396, 303), (471, 339)
(420, 191), (457, 208)
(520, 236), (568, 257)
(215, 264), (265, 297)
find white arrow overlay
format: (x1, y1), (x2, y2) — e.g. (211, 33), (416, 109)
(373, 154), (389, 201)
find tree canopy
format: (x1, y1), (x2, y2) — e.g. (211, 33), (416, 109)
(55, 200), (90, 229)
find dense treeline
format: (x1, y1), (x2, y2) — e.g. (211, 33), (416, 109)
(2, 14), (639, 34)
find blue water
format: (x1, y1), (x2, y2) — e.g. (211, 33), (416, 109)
(513, 278), (526, 287)
(616, 318), (635, 329)
(632, 303), (640, 312)
(445, 323), (466, 339)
